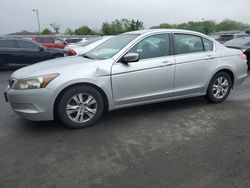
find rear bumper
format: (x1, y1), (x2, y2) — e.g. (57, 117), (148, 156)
(234, 72), (248, 87)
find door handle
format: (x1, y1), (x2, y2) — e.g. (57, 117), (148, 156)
(161, 61), (174, 67)
(205, 55), (215, 60)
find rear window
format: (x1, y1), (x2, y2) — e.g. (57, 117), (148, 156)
(0, 40), (16, 48)
(224, 37), (250, 46)
(218, 35), (234, 42)
(66, 38), (82, 43)
(36, 37), (54, 43)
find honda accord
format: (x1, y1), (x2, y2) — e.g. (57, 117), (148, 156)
(5, 29), (248, 128)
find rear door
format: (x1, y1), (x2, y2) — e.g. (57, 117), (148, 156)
(16, 40), (50, 65)
(173, 33), (218, 96)
(0, 39), (22, 67)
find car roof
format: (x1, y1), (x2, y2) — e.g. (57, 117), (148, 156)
(124, 29), (208, 38)
(125, 29), (204, 35)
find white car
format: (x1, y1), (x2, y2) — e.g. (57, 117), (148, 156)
(65, 36), (113, 56)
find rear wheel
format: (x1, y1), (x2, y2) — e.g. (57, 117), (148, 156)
(206, 72), (232, 103)
(57, 86), (104, 129)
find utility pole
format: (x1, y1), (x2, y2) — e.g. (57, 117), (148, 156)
(33, 9), (41, 34)
(202, 18), (205, 34)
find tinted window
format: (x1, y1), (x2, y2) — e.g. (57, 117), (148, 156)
(17, 40), (39, 49)
(128, 34), (170, 59)
(0, 40), (16, 48)
(66, 38), (82, 43)
(174, 34), (204, 54)
(54, 39), (64, 44)
(203, 38), (214, 51)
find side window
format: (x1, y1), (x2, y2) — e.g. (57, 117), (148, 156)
(174, 34), (204, 55)
(43, 38), (54, 43)
(0, 40), (16, 48)
(203, 38), (214, 51)
(128, 34), (170, 60)
(54, 39), (64, 44)
(17, 41), (39, 49)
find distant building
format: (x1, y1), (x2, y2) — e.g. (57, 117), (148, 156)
(8, 30), (38, 35)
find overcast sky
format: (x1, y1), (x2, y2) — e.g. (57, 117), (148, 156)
(0, 0), (249, 34)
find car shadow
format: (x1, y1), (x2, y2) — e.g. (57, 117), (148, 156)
(19, 96), (214, 132)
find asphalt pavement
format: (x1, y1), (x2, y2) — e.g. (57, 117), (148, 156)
(0, 70), (250, 188)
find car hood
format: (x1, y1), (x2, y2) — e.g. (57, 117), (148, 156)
(12, 56), (107, 79)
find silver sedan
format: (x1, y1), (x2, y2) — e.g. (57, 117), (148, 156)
(5, 29), (248, 128)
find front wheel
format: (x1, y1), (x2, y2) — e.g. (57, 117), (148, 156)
(57, 86), (104, 129)
(206, 72), (232, 103)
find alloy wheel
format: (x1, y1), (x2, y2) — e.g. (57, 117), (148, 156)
(66, 93), (97, 123)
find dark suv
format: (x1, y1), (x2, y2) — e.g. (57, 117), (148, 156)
(0, 39), (65, 68)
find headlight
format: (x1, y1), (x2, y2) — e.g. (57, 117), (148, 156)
(13, 73), (59, 90)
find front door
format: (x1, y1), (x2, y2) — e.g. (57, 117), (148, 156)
(111, 34), (175, 106)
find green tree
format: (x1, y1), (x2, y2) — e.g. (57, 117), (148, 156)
(41, 28), (53, 35)
(74, 26), (93, 35)
(64, 28), (74, 35)
(101, 19), (144, 35)
(215, 19), (249, 32)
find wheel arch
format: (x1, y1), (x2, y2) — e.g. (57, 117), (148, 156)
(210, 68), (235, 88)
(53, 82), (109, 120)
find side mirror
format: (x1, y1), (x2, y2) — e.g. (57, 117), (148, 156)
(121, 53), (140, 64)
(39, 46), (44, 51)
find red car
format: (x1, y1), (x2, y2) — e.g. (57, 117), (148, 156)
(32, 37), (67, 49)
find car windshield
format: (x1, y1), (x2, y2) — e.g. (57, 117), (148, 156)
(83, 34), (139, 60)
(224, 37), (250, 46)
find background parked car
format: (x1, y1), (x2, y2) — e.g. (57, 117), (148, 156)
(65, 36), (113, 56)
(32, 36), (67, 49)
(64, 37), (87, 44)
(216, 33), (249, 44)
(224, 37), (250, 69)
(0, 38), (65, 67)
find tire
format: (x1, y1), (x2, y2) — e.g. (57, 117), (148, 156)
(206, 72), (232, 103)
(56, 86), (104, 129)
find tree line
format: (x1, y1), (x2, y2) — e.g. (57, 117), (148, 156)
(41, 19), (250, 35)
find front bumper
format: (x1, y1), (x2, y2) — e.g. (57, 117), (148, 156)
(5, 88), (55, 121)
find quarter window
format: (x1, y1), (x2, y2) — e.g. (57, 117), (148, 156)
(203, 38), (214, 51)
(174, 34), (203, 55)
(128, 34), (170, 60)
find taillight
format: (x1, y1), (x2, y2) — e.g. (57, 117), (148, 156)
(239, 54), (247, 61)
(67, 49), (77, 56)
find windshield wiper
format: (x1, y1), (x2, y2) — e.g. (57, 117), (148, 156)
(82, 54), (94, 59)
